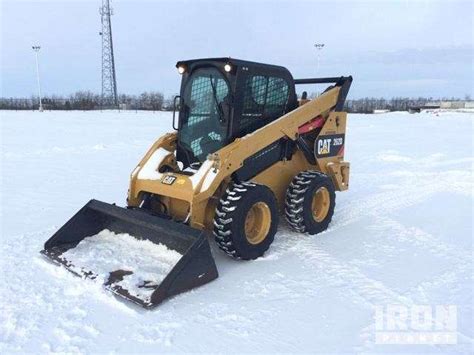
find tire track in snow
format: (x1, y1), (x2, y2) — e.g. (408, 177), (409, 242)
(368, 216), (472, 265)
(271, 230), (474, 352)
(273, 228), (415, 307)
(331, 169), (472, 233)
(268, 167), (473, 352)
(358, 217), (473, 351)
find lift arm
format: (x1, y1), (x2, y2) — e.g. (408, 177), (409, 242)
(211, 83), (344, 172)
(191, 80), (350, 205)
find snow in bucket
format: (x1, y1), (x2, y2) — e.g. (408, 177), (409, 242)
(61, 229), (183, 303)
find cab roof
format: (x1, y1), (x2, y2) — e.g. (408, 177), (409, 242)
(176, 57), (293, 78)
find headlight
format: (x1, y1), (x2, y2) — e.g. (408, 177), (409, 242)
(224, 63), (232, 72)
(177, 65), (186, 74)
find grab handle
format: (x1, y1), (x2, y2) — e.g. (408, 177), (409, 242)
(172, 95), (181, 130)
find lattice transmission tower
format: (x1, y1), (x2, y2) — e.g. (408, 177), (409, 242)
(99, 0), (118, 108)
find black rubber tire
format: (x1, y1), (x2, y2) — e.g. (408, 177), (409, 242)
(213, 182), (279, 260)
(285, 171), (336, 235)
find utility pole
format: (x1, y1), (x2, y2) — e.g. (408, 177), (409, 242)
(32, 45), (43, 111)
(314, 43), (325, 75)
(99, 0), (118, 108)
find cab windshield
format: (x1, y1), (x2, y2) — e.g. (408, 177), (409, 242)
(179, 68), (229, 162)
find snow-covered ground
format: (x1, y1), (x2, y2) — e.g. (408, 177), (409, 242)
(1, 110), (472, 353)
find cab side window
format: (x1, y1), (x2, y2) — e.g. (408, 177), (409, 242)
(241, 75), (289, 133)
(265, 77), (289, 116)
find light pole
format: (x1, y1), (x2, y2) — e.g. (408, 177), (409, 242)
(32, 45), (43, 111)
(314, 43), (325, 75)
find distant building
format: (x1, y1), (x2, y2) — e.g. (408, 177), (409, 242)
(409, 100), (474, 113)
(426, 101), (474, 109)
(409, 104), (440, 113)
(440, 101), (465, 109)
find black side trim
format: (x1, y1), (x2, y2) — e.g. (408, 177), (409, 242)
(335, 77), (353, 111)
(294, 77), (350, 84)
(294, 76), (353, 111)
(233, 139), (294, 181)
(296, 136), (316, 165)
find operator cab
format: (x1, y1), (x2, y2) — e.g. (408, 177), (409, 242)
(175, 58), (298, 168)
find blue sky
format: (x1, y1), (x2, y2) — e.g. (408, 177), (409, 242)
(1, 0), (472, 98)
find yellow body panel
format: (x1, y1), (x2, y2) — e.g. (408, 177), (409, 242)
(252, 150), (316, 210)
(316, 111), (350, 190)
(127, 86), (350, 231)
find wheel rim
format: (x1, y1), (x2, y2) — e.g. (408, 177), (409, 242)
(244, 202), (271, 245)
(311, 187), (330, 222)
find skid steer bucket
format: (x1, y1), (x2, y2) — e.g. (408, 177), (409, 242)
(41, 199), (218, 308)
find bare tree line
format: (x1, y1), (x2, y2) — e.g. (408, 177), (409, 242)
(344, 96), (471, 113)
(0, 91), (169, 111)
(0, 91), (469, 113)
(344, 97), (431, 113)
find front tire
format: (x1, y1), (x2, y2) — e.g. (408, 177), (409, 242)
(285, 171), (335, 235)
(213, 182), (279, 260)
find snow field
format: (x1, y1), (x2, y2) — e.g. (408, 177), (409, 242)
(0, 109), (473, 353)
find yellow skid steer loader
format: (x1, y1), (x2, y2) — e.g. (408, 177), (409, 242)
(42, 58), (352, 308)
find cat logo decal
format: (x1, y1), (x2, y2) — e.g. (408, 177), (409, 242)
(315, 134), (345, 158)
(161, 175), (177, 185)
(317, 139), (332, 155)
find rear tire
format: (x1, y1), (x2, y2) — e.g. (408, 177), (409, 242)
(213, 182), (278, 260)
(285, 171), (335, 235)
